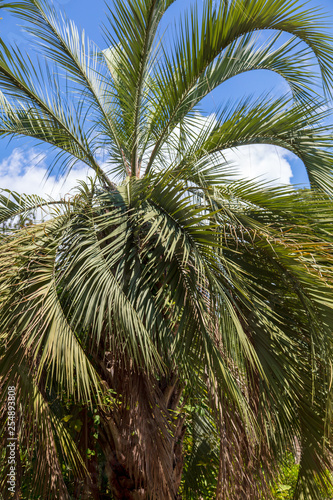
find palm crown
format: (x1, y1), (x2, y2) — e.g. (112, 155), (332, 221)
(0, 0), (333, 499)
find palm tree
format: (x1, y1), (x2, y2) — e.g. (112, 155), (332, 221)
(0, 0), (333, 498)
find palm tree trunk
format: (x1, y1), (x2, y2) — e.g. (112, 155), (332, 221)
(99, 417), (185, 500)
(97, 358), (185, 499)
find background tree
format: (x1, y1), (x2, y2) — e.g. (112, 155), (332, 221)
(0, 0), (333, 499)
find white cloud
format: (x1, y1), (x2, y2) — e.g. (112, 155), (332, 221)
(167, 114), (294, 186)
(224, 144), (293, 185)
(0, 148), (90, 198)
(0, 134), (294, 204)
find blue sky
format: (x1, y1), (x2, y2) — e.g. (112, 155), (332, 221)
(0, 0), (332, 196)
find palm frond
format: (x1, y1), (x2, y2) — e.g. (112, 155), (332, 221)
(145, 0), (333, 173)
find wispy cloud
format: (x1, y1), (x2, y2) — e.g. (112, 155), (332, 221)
(225, 144), (293, 185)
(164, 114), (294, 186)
(0, 137), (294, 201)
(0, 148), (91, 198)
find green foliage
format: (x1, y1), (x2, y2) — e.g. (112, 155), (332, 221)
(271, 453), (333, 500)
(272, 454), (299, 500)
